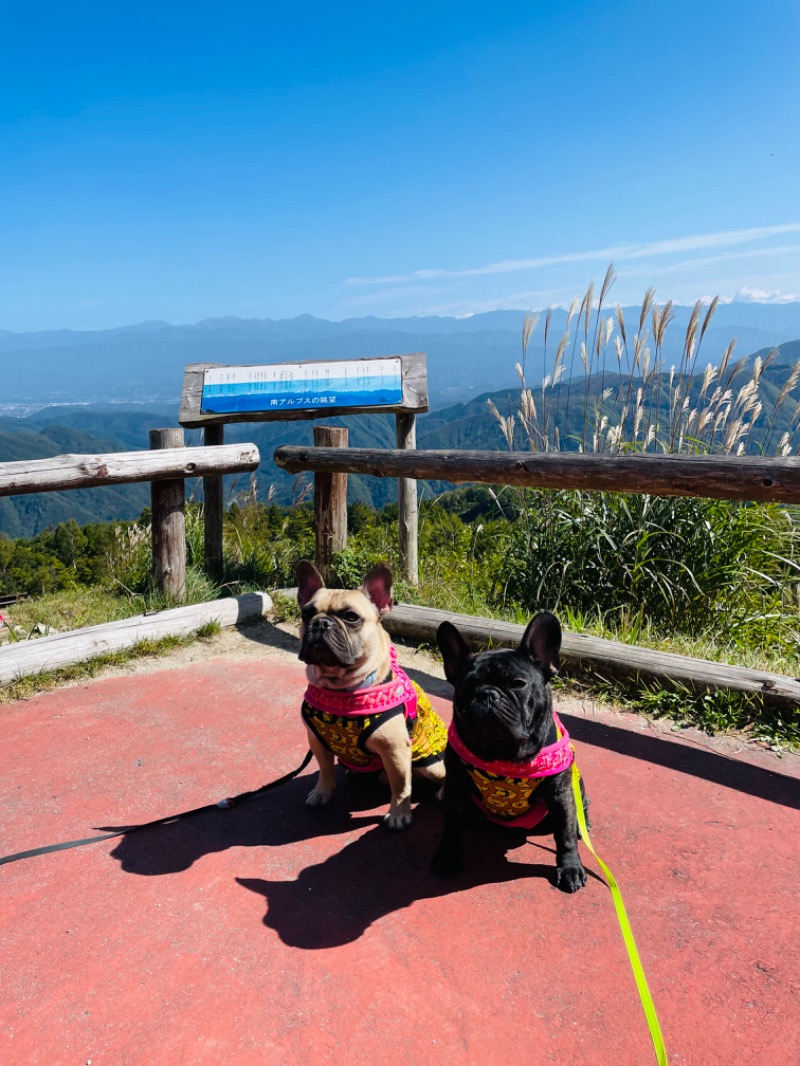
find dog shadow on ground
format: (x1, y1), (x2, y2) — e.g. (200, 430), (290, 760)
(109, 769), (392, 876)
(109, 768), (570, 946)
(235, 802), (568, 949)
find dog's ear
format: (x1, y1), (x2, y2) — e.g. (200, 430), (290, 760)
(296, 560), (325, 608)
(361, 563), (394, 615)
(437, 621), (471, 684)
(519, 612), (561, 680)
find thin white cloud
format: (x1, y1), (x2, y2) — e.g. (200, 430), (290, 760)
(345, 223), (800, 287)
(735, 287), (800, 304)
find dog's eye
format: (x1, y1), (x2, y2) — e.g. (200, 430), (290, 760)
(509, 678), (528, 689)
(342, 610), (361, 624)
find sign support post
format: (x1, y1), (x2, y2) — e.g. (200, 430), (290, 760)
(149, 428), (187, 604)
(203, 424), (225, 579)
(396, 412), (419, 585)
(313, 425), (348, 583)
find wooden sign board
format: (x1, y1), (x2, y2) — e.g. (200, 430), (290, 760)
(179, 353), (428, 428)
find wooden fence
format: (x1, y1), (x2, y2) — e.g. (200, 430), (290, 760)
(273, 439), (800, 707)
(273, 445), (800, 503)
(0, 431), (260, 603)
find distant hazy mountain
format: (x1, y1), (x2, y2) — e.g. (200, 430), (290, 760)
(2, 301), (799, 410)
(3, 336), (800, 538)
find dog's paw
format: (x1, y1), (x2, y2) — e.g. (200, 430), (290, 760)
(383, 807), (413, 832)
(555, 861), (587, 893)
(431, 845), (462, 879)
(305, 785), (334, 808)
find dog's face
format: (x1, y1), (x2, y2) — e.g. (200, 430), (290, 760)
(437, 613), (562, 763)
(296, 560), (393, 690)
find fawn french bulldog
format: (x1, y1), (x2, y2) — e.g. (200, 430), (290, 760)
(296, 560), (446, 830)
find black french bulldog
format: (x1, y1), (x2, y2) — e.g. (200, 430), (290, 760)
(432, 612), (588, 893)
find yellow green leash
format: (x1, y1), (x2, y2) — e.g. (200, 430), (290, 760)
(572, 763), (668, 1066)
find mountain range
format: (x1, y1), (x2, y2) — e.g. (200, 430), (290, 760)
(3, 301), (800, 411)
(2, 302), (800, 538)
(3, 338), (800, 538)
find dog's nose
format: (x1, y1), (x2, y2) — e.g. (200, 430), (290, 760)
(474, 686), (503, 709)
(309, 616), (333, 635)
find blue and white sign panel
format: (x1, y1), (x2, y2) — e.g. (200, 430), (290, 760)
(201, 358), (404, 414)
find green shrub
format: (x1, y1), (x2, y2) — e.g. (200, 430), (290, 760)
(495, 491), (800, 647)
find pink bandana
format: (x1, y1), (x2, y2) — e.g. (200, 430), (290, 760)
(447, 711), (573, 778)
(447, 711), (575, 829)
(302, 645), (418, 721)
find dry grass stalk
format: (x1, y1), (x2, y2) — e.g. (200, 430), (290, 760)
(490, 265), (800, 458)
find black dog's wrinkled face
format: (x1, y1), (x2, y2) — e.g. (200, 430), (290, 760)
(437, 613), (562, 763)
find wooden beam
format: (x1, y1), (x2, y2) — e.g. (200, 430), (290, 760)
(0, 593), (273, 687)
(0, 444), (260, 498)
(150, 429), (186, 605)
(313, 425), (348, 583)
(273, 446), (800, 504)
(381, 603), (800, 708)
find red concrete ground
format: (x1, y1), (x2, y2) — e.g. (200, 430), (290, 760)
(1, 625), (799, 1065)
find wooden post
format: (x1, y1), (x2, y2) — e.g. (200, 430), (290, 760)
(314, 425), (348, 584)
(149, 428), (187, 604)
(395, 413), (419, 585)
(203, 423), (224, 579)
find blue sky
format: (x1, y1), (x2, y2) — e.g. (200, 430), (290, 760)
(2, 0), (799, 331)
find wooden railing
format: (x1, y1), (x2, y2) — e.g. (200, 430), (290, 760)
(273, 441), (800, 706)
(273, 445), (800, 503)
(0, 431), (260, 603)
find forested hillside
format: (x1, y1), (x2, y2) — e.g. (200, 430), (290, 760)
(3, 338), (800, 536)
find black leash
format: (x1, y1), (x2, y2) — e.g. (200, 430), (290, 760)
(0, 750), (314, 869)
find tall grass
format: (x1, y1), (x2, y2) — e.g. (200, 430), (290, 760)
(505, 264), (800, 456)
(488, 266), (800, 655)
(102, 477), (315, 606)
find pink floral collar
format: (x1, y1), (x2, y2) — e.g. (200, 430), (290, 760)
(303, 645), (418, 721)
(447, 711), (574, 779)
